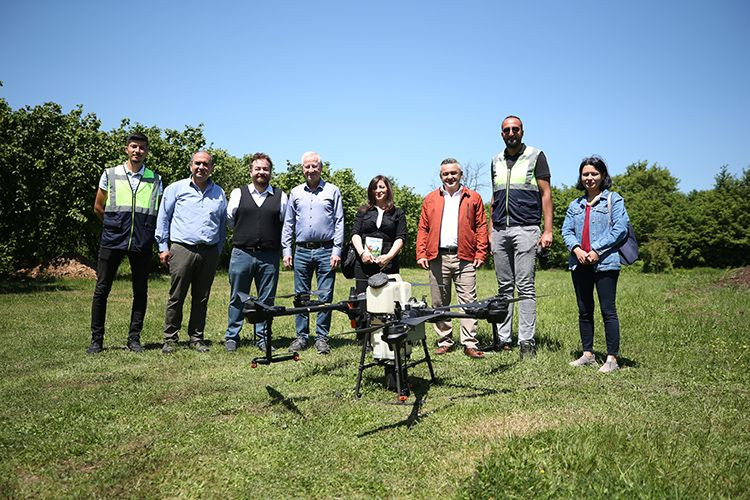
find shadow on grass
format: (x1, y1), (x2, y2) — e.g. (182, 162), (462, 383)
(0, 278), (74, 294)
(266, 385), (309, 417)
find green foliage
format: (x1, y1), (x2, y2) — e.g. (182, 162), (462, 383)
(1, 98), (748, 274)
(641, 239), (674, 273)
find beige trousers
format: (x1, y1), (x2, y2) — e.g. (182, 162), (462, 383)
(428, 253), (478, 349)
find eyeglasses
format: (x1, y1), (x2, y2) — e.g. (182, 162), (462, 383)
(502, 126), (521, 134)
(194, 161), (211, 166)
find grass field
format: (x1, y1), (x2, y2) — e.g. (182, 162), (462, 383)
(1, 267), (748, 498)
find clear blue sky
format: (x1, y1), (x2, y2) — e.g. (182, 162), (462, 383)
(2, 0), (748, 199)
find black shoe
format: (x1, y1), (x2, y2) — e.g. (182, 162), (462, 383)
(127, 339), (144, 353)
(315, 337), (331, 355)
(86, 340), (103, 354)
(162, 340), (177, 354)
(288, 337), (308, 353)
(520, 340), (536, 359)
(190, 340), (209, 353)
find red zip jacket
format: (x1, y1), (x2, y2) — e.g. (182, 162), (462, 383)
(416, 186), (489, 263)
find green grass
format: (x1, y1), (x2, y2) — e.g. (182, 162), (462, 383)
(1, 267), (748, 498)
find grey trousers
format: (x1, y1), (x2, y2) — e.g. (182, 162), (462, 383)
(492, 226), (540, 344)
(428, 253), (479, 349)
(164, 242), (220, 343)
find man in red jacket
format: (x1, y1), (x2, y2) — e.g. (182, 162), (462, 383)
(416, 158), (489, 358)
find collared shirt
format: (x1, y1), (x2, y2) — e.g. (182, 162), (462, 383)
(439, 186), (463, 248)
(99, 163), (164, 195)
(226, 184), (288, 229)
(281, 179), (344, 257)
(156, 177), (227, 253)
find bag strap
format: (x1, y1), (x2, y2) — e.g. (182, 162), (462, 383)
(607, 192), (612, 226)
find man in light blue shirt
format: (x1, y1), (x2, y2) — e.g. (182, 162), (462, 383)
(156, 151), (227, 353)
(281, 151), (344, 354)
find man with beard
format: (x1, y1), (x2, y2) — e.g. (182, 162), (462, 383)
(156, 151), (227, 353)
(224, 152), (288, 353)
(416, 158), (488, 359)
(282, 151), (344, 355)
(490, 115), (553, 358)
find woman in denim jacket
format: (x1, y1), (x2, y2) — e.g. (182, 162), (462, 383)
(561, 156), (629, 373)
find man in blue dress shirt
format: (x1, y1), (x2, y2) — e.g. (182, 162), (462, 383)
(156, 151), (227, 353)
(281, 151), (344, 354)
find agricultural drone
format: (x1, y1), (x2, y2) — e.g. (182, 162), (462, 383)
(240, 273), (516, 401)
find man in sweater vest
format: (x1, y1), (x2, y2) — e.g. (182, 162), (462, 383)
(88, 132), (162, 354)
(224, 153), (288, 352)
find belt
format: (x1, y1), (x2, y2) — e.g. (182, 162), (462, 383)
(235, 244), (276, 252)
(175, 241), (216, 250)
(297, 240), (333, 250)
(439, 246), (458, 254)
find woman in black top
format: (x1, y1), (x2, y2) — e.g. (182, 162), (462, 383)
(350, 175), (408, 293)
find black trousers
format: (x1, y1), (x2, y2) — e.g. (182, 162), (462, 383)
(571, 267), (620, 356)
(90, 247), (151, 342)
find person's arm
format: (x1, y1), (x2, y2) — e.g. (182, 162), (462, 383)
(416, 202), (430, 270)
(538, 178), (553, 248)
(217, 190), (227, 255)
(473, 195), (489, 268)
(226, 187), (241, 230)
(378, 208), (408, 266)
(281, 190), (296, 269)
(93, 188), (107, 222)
(155, 185), (175, 267)
(330, 187), (344, 268)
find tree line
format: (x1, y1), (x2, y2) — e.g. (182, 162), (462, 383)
(1, 99), (748, 275)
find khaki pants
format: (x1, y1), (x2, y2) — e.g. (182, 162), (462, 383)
(428, 253), (478, 349)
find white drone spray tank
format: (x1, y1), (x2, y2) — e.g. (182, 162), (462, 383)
(366, 274), (425, 360)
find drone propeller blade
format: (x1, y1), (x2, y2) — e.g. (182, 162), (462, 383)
(273, 289), (331, 299)
(401, 312), (444, 327)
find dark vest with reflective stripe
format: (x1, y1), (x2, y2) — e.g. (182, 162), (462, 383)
(232, 185), (282, 250)
(491, 145), (542, 228)
(100, 164), (161, 252)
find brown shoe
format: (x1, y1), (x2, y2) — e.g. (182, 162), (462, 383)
(435, 345), (454, 355)
(464, 347), (485, 358)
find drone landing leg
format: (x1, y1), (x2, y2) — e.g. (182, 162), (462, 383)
(421, 338), (437, 382)
(354, 337), (369, 398)
(393, 342), (409, 401)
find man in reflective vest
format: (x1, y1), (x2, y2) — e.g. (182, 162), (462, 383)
(490, 116), (553, 358)
(88, 132), (162, 354)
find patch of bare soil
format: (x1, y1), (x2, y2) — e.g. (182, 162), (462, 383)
(13, 256), (96, 279)
(720, 267), (750, 288)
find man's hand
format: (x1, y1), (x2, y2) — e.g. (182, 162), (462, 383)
(159, 251), (172, 268)
(473, 258), (483, 268)
(538, 230), (553, 249)
(417, 258), (429, 270)
(330, 254), (341, 269)
(283, 255), (293, 269)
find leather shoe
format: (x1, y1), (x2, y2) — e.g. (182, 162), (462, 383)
(464, 347), (485, 359)
(435, 345), (454, 355)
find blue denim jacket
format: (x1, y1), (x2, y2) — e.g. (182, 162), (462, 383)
(561, 189), (630, 271)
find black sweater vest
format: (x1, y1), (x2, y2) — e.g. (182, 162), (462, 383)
(232, 185), (282, 250)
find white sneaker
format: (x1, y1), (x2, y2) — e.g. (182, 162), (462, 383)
(598, 359), (620, 373)
(569, 354), (597, 367)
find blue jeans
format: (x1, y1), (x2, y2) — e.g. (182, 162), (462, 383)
(293, 246), (335, 340)
(225, 247), (280, 344)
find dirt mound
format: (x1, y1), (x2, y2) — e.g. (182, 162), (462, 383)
(721, 267), (750, 287)
(14, 256), (96, 279)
